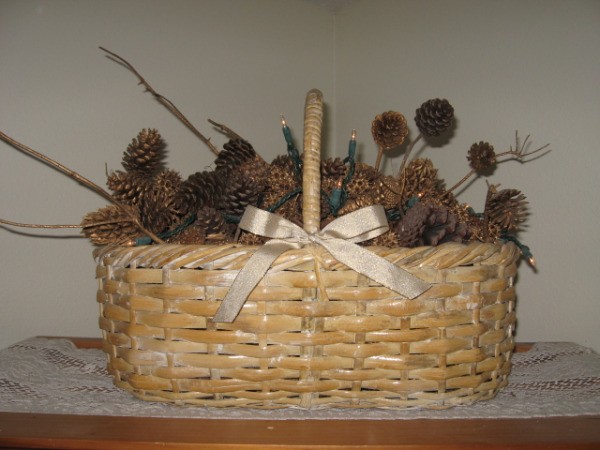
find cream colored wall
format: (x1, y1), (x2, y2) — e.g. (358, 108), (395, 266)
(334, 0), (600, 351)
(1, 0), (599, 352)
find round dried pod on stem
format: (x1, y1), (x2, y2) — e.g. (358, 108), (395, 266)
(371, 111), (408, 172)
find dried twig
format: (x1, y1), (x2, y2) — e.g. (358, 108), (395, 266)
(0, 129), (165, 244)
(445, 132), (551, 195)
(208, 119), (243, 141)
(99, 46), (220, 156)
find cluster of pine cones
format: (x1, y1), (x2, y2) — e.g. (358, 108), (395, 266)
(81, 98), (527, 248)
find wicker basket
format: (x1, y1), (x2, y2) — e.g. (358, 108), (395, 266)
(95, 89), (520, 409)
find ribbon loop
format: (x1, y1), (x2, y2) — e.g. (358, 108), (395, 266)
(212, 205), (431, 322)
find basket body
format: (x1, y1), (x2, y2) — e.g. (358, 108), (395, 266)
(95, 240), (519, 409)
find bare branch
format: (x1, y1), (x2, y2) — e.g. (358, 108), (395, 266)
(0, 129), (165, 244)
(208, 119), (243, 141)
(99, 46), (220, 156)
(496, 131), (551, 163)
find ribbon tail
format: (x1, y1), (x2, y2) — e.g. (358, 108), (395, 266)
(323, 239), (431, 299)
(212, 240), (296, 322)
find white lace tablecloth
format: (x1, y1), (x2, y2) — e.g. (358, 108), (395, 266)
(1, 337), (599, 419)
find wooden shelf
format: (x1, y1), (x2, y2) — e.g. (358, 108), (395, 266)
(1, 338), (598, 449)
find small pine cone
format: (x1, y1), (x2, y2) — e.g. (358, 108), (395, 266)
(468, 141), (496, 172)
(153, 169), (183, 193)
(321, 157), (346, 192)
(338, 192), (377, 215)
(395, 202), (467, 247)
(486, 187), (528, 232)
(238, 230), (268, 246)
(187, 170), (227, 209)
(81, 205), (141, 245)
(218, 171), (262, 217)
(414, 99), (454, 137)
(371, 111), (409, 149)
(373, 175), (402, 209)
(122, 128), (166, 174)
(106, 170), (153, 206)
(195, 206), (226, 234)
(345, 162), (379, 198)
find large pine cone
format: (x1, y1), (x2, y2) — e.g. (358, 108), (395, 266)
(187, 170), (227, 209)
(414, 99), (454, 137)
(371, 111), (408, 149)
(122, 128), (166, 174)
(218, 171), (262, 217)
(395, 202), (467, 247)
(217, 139), (268, 182)
(81, 205), (141, 245)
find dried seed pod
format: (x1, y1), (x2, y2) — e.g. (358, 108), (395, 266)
(371, 111), (408, 150)
(468, 141), (496, 172)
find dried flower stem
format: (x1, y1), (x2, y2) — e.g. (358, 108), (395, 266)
(99, 47), (220, 156)
(445, 132), (551, 195)
(0, 129), (165, 244)
(0, 218), (131, 229)
(397, 133), (423, 180)
(208, 119), (243, 141)
(396, 133), (423, 203)
(374, 146), (384, 173)
(0, 218), (81, 229)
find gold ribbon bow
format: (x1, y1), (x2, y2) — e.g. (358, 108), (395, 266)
(212, 205), (431, 322)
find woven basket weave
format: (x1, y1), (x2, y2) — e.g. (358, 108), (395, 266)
(95, 90), (520, 409)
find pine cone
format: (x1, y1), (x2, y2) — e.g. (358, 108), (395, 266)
(395, 202), (467, 247)
(371, 111), (409, 149)
(81, 205), (141, 245)
(321, 157), (346, 192)
(468, 141), (496, 172)
(215, 139), (257, 172)
(195, 206), (226, 234)
(372, 175), (402, 209)
(139, 189), (182, 234)
(153, 169), (183, 192)
(215, 139), (270, 193)
(338, 192), (377, 215)
(218, 171), (262, 217)
(414, 99), (454, 137)
(106, 170), (152, 206)
(485, 186), (528, 232)
(187, 170), (227, 209)
(122, 128), (166, 174)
